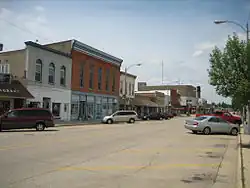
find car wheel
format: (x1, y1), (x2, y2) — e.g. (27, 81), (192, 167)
(147, 117), (150, 120)
(129, 118), (135, 123)
(231, 128), (238, 136)
(192, 130), (197, 134)
(36, 123), (45, 131)
(107, 119), (113, 124)
(203, 127), (211, 135)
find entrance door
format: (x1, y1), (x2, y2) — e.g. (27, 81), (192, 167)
(79, 101), (86, 120)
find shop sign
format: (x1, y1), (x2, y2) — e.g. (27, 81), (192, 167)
(0, 88), (19, 93)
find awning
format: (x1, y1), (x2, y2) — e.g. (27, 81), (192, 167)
(0, 80), (34, 99)
(133, 97), (158, 107)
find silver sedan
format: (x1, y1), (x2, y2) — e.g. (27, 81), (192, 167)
(184, 116), (239, 135)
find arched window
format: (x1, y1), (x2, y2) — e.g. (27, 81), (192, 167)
(48, 63), (55, 84)
(60, 66), (66, 86)
(35, 59), (42, 82)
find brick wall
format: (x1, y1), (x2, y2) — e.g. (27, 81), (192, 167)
(71, 50), (120, 96)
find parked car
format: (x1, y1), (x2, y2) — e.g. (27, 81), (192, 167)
(102, 110), (138, 124)
(184, 116), (239, 135)
(196, 110), (242, 125)
(147, 112), (163, 120)
(0, 108), (55, 131)
(161, 112), (174, 119)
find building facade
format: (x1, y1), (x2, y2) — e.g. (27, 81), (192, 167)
(138, 82), (199, 109)
(0, 41), (72, 120)
(119, 71), (137, 110)
(0, 64), (33, 115)
(46, 40), (123, 121)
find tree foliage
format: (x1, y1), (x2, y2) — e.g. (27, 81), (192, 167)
(208, 34), (250, 107)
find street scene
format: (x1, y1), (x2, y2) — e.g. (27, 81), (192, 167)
(1, 0), (250, 188)
(0, 118), (238, 188)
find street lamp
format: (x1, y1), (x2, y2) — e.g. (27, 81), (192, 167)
(214, 20), (249, 42)
(214, 18), (250, 133)
(124, 63), (141, 110)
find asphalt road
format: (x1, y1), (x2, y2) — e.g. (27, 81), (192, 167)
(0, 117), (238, 188)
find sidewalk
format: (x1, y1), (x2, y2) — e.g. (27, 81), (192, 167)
(241, 133), (250, 188)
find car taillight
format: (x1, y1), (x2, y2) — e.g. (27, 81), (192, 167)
(193, 122), (199, 126)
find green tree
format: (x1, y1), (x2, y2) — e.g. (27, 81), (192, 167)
(208, 34), (250, 109)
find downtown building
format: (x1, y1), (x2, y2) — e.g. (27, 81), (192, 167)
(0, 40), (123, 121)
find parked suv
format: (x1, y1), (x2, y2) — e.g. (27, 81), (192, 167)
(102, 110), (138, 124)
(0, 108), (55, 131)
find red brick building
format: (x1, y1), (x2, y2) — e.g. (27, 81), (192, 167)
(46, 40), (123, 120)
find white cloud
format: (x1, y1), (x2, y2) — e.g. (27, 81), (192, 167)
(35, 6), (45, 12)
(0, 7), (57, 51)
(192, 50), (203, 57)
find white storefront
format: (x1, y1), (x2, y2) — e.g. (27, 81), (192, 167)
(27, 85), (71, 120)
(24, 41), (72, 121)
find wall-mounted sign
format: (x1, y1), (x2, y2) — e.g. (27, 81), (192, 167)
(0, 88), (19, 93)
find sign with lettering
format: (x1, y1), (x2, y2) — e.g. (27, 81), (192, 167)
(0, 88), (19, 93)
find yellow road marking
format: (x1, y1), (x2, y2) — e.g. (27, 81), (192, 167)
(0, 144), (33, 151)
(122, 147), (223, 153)
(58, 163), (219, 171)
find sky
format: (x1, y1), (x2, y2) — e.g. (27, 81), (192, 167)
(0, 0), (250, 103)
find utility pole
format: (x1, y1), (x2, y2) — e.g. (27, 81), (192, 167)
(162, 60), (164, 84)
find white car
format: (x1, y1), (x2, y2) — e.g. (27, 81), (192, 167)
(102, 110), (138, 124)
(184, 116), (239, 135)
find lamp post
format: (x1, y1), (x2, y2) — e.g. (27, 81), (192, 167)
(214, 20), (249, 42)
(124, 63), (141, 110)
(214, 19), (249, 133)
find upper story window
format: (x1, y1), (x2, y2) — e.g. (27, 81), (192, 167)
(132, 84), (134, 95)
(80, 63), (84, 87)
(60, 66), (66, 86)
(120, 81), (123, 94)
(89, 64), (94, 89)
(112, 68), (115, 92)
(98, 67), (102, 90)
(105, 68), (110, 91)
(129, 83), (132, 95)
(125, 82), (128, 95)
(35, 59), (42, 82)
(48, 62), (55, 84)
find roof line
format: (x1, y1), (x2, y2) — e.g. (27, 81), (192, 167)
(25, 41), (71, 58)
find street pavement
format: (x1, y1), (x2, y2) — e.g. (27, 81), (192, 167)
(0, 117), (238, 188)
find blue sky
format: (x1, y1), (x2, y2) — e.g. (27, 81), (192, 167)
(1, 0), (250, 103)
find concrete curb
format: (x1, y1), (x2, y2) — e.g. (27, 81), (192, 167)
(55, 122), (100, 127)
(237, 128), (245, 188)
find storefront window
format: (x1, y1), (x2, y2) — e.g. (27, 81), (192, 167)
(52, 103), (61, 117)
(71, 95), (79, 120)
(87, 96), (95, 120)
(108, 98), (113, 114)
(102, 97), (108, 116)
(96, 97), (102, 119)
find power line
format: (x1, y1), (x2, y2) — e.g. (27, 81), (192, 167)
(0, 17), (51, 41)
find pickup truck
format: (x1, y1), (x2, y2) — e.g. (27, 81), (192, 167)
(196, 111), (242, 125)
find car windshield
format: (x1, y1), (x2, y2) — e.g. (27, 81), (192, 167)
(194, 116), (208, 121)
